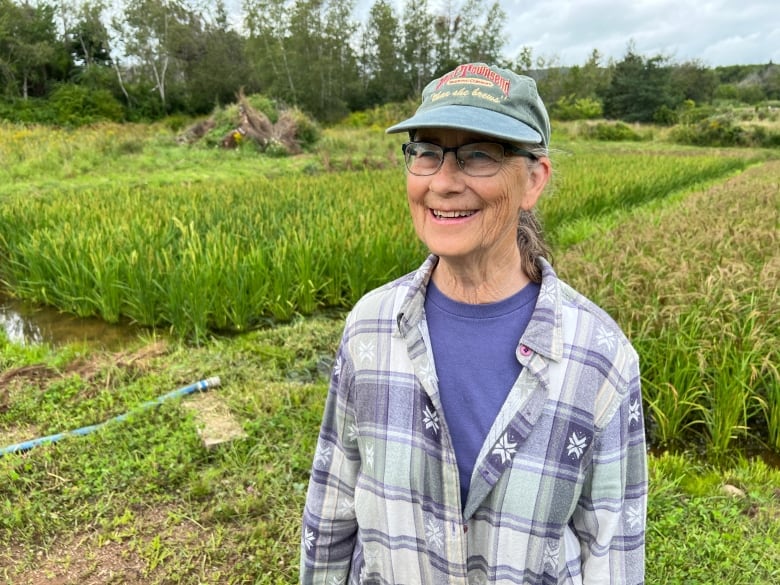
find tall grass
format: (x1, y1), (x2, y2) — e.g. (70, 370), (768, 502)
(0, 170), (421, 338)
(543, 148), (750, 247)
(557, 158), (780, 460)
(637, 313), (708, 450)
(0, 144), (755, 340)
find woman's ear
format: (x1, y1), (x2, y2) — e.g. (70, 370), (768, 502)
(520, 157), (552, 210)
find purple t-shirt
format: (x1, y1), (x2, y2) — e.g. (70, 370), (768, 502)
(425, 278), (540, 508)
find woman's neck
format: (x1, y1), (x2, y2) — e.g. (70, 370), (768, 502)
(431, 250), (531, 304)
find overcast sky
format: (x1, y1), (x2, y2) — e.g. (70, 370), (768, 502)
(352, 0), (779, 67)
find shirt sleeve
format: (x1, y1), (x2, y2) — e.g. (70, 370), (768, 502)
(572, 351), (648, 585)
(300, 336), (361, 585)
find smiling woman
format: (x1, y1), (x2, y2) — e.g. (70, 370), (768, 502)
(300, 62), (648, 585)
(402, 128), (549, 301)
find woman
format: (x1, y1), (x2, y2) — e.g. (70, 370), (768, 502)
(301, 63), (647, 585)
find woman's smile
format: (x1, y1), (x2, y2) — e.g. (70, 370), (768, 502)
(430, 208), (478, 220)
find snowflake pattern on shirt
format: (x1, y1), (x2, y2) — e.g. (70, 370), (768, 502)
(560, 421), (593, 466)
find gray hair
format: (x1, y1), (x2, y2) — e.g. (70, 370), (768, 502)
(517, 145), (552, 283)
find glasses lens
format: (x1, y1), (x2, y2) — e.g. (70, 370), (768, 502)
(458, 143), (504, 177)
(402, 141), (509, 176)
(404, 142), (443, 176)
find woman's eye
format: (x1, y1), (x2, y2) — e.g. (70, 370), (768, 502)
(408, 144), (438, 159)
(463, 148), (500, 163)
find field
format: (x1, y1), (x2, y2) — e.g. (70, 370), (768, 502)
(0, 121), (779, 583)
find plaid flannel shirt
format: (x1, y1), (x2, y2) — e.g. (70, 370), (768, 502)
(301, 255), (647, 585)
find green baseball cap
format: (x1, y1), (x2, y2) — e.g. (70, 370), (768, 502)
(387, 63), (550, 147)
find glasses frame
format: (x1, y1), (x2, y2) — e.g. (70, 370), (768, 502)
(401, 140), (539, 177)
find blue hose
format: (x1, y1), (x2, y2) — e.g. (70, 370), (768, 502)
(0, 376), (221, 457)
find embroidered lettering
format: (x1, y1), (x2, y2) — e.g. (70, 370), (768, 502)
(471, 88), (502, 104)
(435, 63), (511, 96)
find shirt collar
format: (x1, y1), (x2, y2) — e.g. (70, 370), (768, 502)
(520, 257), (564, 362)
(396, 255), (564, 363)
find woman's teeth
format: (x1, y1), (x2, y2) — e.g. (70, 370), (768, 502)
(433, 210), (475, 218)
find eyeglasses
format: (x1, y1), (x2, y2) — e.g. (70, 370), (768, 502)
(401, 141), (538, 177)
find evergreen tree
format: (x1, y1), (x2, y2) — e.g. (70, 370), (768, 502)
(671, 59), (718, 104)
(432, 0), (459, 75)
(603, 47), (677, 122)
(243, 0), (295, 100)
(179, 1), (252, 114)
(320, 0), (360, 118)
(455, 0), (506, 65)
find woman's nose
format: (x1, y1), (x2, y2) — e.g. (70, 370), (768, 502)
(429, 152), (466, 191)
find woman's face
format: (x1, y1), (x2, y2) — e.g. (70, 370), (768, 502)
(406, 128), (550, 269)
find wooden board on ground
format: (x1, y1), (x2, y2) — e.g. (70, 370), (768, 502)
(182, 391), (247, 449)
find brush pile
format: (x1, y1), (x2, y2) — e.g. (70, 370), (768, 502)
(177, 90), (320, 155)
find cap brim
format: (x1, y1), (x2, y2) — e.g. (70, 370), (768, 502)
(386, 104), (543, 145)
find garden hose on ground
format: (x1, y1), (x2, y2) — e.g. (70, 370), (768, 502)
(0, 376), (221, 456)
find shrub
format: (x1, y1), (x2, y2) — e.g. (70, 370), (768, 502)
(551, 95), (603, 121)
(678, 105), (718, 124)
(583, 121), (645, 142)
(340, 100), (418, 130)
(653, 105), (678, 126)
(283, 106), (321, 152)
(670, 115), (748, 147)
(161, 114), (193, 132)
(0, 97), (57, 124)
(49, 84), (125, 125)
(244, 93), (279, 124)
(182, 94), (321, 154)
(200, 93), (282, 148)
(746, 124), (780, 148)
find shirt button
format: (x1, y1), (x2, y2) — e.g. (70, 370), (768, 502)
(463, 525), (468, 533)
(519, 345), (532, 357)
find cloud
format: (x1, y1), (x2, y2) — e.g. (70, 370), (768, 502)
(500, 0), (779, 65)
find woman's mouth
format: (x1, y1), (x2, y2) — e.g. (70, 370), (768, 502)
(432, 209), (476, 219)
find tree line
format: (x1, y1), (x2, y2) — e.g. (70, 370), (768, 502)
(1, 0), (778, 126)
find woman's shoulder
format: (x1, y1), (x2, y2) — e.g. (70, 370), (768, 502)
(553, 274), (637, 363)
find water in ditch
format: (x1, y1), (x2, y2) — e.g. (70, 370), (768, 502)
(0, 295), (142, 349)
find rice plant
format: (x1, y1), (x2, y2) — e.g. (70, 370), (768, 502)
(637, 313), (708, 449)
(556, 155), (779, 459)
(759, 356), (780, 451)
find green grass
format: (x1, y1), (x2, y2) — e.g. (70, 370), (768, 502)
(648, 453), (780, 584)
(2, 123), (777, 455)
(2, 318), (780, 583)
(0, 316), (343, 583)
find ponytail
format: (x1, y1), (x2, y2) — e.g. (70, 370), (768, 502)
(517, 208), (551, 283)
(517, 146), (552, 283)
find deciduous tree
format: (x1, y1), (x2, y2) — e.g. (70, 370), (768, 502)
(0, 0), (66, 98)
(111, 0), (190, 112)
(401, 0), (435, 96)
(361, 0), (405, 105)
